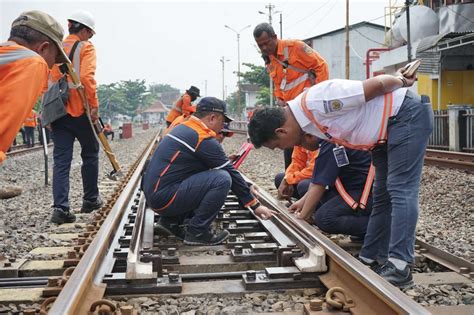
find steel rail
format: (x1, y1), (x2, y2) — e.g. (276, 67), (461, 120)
(250, 181), (430, 315)
(6, 143), (53, 157)
(425, 149), (474, 171)
(48, 131), (161, 315)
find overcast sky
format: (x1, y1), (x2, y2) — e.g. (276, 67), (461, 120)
(1, 0), (388, 98)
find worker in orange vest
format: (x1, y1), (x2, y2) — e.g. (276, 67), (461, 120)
(23, 110), (38, 147)
(0, 11), (67, 200)
(0, 10), (67, 165)
(274, 146), (318, 201)
(49, 10), (102, 225)
(253, 22), (328, 170)
(165, 86), (200, 127)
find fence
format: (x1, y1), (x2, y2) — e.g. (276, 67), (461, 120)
(463, 109), (474, 152)
(428, 110), (449, 150)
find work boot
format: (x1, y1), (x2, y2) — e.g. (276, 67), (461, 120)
(0, 185), (22, 199)
(376, 260), (413, 289)
(184, 229), (230, 246)
(51, 208), (76, 225)
(154, 218), (186, 240)
(356, 255), (381, 271)
(81, 196), (104, 213)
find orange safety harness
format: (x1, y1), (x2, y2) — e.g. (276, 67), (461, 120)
(299, 90), (394, 210)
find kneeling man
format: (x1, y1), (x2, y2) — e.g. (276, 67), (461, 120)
(143, 97), (275, 246)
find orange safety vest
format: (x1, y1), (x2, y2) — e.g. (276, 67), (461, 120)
(269, 39), (328, 102)
(23, 110), (37, 128)
(166, 94), (195, 123)
(299, 90), (394, 210)
(0, 41), (48, 163)
(50, 34), (99, 117)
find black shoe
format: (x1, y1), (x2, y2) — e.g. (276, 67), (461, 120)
(154, 219), (186, 240)
(81, 197), (103, 213)
(184, 229), (230, 246)
(350, 235), (364, 243)
(356, 255), (381, 271)
(376, 260), (413, 289)
(51, 208), (76, 224)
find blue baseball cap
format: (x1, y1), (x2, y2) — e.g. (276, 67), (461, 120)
(196, 97), (233, 123)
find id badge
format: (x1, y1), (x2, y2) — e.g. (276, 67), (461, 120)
(333, 145), (349, 167)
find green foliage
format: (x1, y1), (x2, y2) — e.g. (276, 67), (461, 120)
(229, 62), (272, 110)
(97, 79), (157, 119)
(240, 63), (270, 87)
(256, 86), (271, 106)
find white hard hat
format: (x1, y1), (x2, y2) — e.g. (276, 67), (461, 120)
(68, 10), (96, 34)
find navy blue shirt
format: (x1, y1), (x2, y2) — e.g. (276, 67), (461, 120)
(143, 116), (255, 209)
(312, 141), (371, 191)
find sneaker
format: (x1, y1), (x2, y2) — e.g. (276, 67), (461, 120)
(81, 197), (104, 213)
(349, 235), (364, 243)
(51, 208), (76, 224)
(376, 260), (413, 289)
(154, 219), (186, 240)
(184, 229), (230, 246)
(356, 255), (381, 271)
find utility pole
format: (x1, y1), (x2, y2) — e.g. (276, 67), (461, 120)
(345, 0), (350, 79)
(204, 80), (208, 97)
(259, 3), (278, 107)
(219, 56), (229, 100)
(405, 0), (412, 62)
(279, 13), (283, 38)
(225, 25), (251, 115)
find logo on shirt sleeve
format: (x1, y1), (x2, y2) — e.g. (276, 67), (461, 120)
(323, 100), (344, 113)
(303, 44), (313, 55)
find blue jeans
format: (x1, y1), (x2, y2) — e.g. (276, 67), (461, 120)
(314, 190), (372, 238)
(360, 91), (433, 263)
(274, 172), (311, 199)
(51, 114), (99, 210)
(155, 169), (231, 233)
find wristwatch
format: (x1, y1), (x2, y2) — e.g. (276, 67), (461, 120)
(250, 201), (261, 211)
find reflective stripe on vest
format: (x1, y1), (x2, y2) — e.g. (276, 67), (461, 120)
(335, 163), (375, 210)
(66, 41), (84, 89)
(0, 41), (38, 65)
(275, 45), (314, 92)
(300, 90), (394, 151)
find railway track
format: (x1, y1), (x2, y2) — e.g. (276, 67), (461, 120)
(6, 143), (53, 158)
(0, 129), (472, 314)
(229, 121), (474, 172)
(424, 149), (474, 172)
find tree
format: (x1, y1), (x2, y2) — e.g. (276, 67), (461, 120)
(227, 62), (272, 111)
(240, 63), (270, 87)
(97, 79), (153, 119)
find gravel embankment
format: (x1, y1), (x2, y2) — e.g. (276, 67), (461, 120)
(0, 127), (159, 261)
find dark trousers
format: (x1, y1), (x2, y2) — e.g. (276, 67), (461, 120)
(151, 169), (231, 233)
(283, 148), (294, 169)
(313, 190), (373, 238)
(51, 114), (99, 210)
(24, 127), (35, 147)
(19, 128), (26, 144)
(274, 172), (311, 199)
(360, 91), (433, 263)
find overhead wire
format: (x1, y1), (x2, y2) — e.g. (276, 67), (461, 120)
(284, 0), (332, 31)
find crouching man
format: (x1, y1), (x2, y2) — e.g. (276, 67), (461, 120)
(143, 97), (275, 246)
